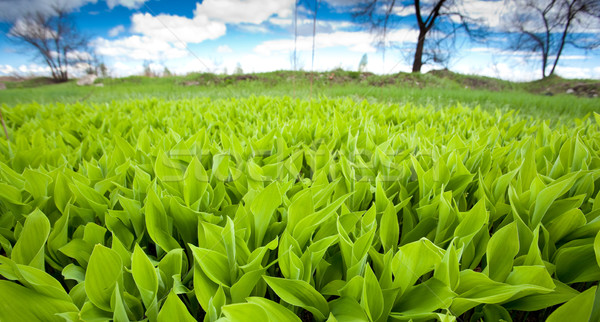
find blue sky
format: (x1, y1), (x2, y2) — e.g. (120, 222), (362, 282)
(0, 0), (599, 81)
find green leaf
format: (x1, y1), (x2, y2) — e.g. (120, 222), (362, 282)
(246, 297), (302, 322)
(555, 243), (600, 283)
(547, 286), (596, 322)
(190, 244), (232, 286)
(482, 304), (513, 322)
(85, 244), (123, 312)
(484, 222), (519, 282)
(392, 238), (444, 294)
(393, 278), (456, 315)
(183, 156), (208, 206)
(530, 173), (578, 227)
(221, 303), (269, 321)
(144, 187), (180, 252)
(132, 244), (158, 307)
(0, 280), (78, 322)
(23, 168), (51, 200)
(504, 280), (578, 311)
(263, 276), (329, 320)
(251, 182), (282, 247)
(329, 297), (369, 322)
(11, 209), (50, 270)
(594, 231), (600, 268)
(361, 265), (384, 321)
(380, 200), (399, 253)
(230, 269), (266, 303)
(157, 291), (196, 322)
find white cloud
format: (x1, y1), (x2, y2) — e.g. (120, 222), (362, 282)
(235, 23), (271, 33)
(0, 65), (16, 75)
(130, 12), (226, 44)
(16, 63), (51, 75)
(108, 25), (125, 37)
(322, 0), (364, 9)
(254, 29), (418, 55)
(92, 35), (188, 61)
(217, 45), (233, 54)
(453, 0), (508, 29)
(0, 0), (150, 21)
(0, 0), (95, 21)
(105, 0), (148, 9)
(194, 0), (294, 24)
(267, 16), (356, 35)
(9, 18), (57, 39)
(555, 66), (598, 79)
(111, 61), (143, 76)
(559, 55), (588, 61)
(392, 6), (413, 17)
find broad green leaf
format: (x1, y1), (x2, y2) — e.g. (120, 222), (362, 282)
(230, 269), (266, 303)
(85, 244), (123, 312)
(361, 265), (384, 321)
(329, 297), (369, 322)
(246, 297), (302, 322)
(380, 200), (399, 253)
(183, 156), (208, 206)
(132, 243), (158, 307)
(263, 276), (329, 320)
(221, 303), (269, 321)
(157, 291), (196, 322)
(190, 244), (232, 286)
(0, 280), (78, 322)
(504, 280), (578, 311)
(530, 173), (578, 227)
(12, 209), (50, 270)
(547, 286), (596, 322)
(251, 182), (282, 247)
(484, 222), (519, 282)
(393, 278), (456, 315)
(144, 187), (180, 251)
(555, 243), (600, 283)
(392, 238), (444, 294)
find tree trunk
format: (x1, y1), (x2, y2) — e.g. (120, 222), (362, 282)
(542, 55), (548, 78)
(412, 30), (426, 73)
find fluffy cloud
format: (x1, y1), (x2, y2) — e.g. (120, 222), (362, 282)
(217, 45), (233, 54)
(105, 0), (147, 9)
(108, 25), (125, 37)
(0, 65), (16, 75)
(3, 63), (51, 75)
(0, 0), (94, 21)
(254, 29), (418, 55)
(452, 0), (509, 29)
(267, 16), (356, 35)
(94, 9), (228, 65)
(0, 0), (150, 21)
(130, 12), (227, 44)
(92, 35), (188, 61)
(194, 0), (294, 24)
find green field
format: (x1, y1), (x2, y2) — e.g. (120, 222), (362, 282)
(1, 70), (599, 120)
(0, 73), (599, 321)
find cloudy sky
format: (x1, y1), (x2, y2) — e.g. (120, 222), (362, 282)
(0, 0), (598, 81)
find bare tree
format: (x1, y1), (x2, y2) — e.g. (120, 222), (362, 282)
(7, 5), (90, 82)
(505, 0), (600, 78)
(352, 0), (485, 73)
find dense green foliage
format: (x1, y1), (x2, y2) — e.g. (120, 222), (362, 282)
(0, 97), (599, 321)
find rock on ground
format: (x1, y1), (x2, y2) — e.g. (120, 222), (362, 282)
(77, 75), (97, 86)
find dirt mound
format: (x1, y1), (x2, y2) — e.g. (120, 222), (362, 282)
(427, 68), (511, 91)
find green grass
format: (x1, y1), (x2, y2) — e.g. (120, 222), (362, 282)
(1, 71), (597, 121)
